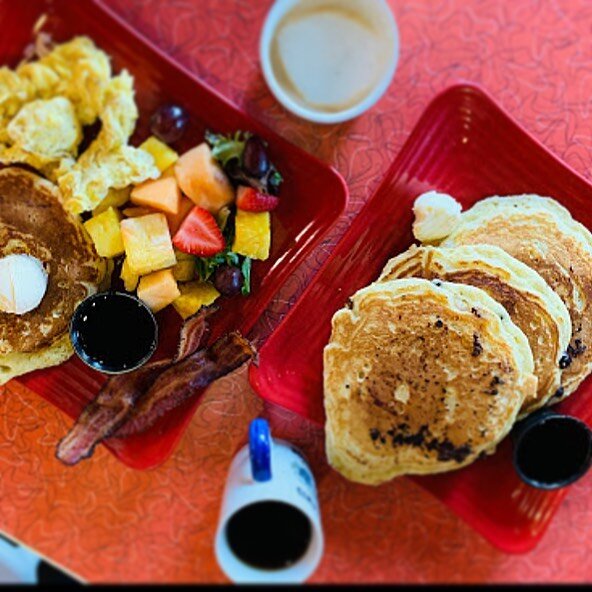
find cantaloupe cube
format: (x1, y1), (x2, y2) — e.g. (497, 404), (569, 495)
(120, 213), (177, 275)
(137, 268), (181, 313)
(120, 257), (139, 291)
(172, 281), (220, 319)
(233, 209), (270, 260)
(174, 143), (234, 213)
(84, 207), (125, 258)
(92, 187), (131, 216)
(130, 176), (181, 215)
(139, 136), (179, 172)
(165, 195), (194, 235)
(123, 206), (157, 218)
(161, 165), (176, 178)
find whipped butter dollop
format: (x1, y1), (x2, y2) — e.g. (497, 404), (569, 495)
(412, 191), (462, 243)
(0, 254), (48, 314)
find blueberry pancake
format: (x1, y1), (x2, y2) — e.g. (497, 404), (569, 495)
(380, 244), (571, 415)
(323, 278), (536, 485)
(442, 195), (592, 401)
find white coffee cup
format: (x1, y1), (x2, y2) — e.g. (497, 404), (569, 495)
(260, 0), (399, 123)
(215, 419), (323, 583)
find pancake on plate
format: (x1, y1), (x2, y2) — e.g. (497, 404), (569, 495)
(324, 278), (537, 485)
(441, 195), (592, 401)
(0, 167), (104, 384)
(379, 244), (571, 415)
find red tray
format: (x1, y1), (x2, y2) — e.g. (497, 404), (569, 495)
(0, 0), (348, 469)
(249, 83), (592, 553)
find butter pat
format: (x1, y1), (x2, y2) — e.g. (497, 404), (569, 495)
(412, 191), (462, 243)
(0, 254), (48, 314)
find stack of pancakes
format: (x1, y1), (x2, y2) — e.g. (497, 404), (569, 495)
(0, 167), (104, 385)
(324, 194), (592, 485)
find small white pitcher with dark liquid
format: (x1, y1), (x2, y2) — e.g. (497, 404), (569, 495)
(215, 418), (323, 583)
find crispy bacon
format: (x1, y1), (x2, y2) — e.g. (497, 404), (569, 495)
(175, 306), (215, 361)
(56, 309), (212, 466)
(115, 332), (254, 437)
(55, 360), (169, 465)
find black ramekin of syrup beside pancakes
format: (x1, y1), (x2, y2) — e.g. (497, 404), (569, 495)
(69, 291), (158, 374)
(512, 408), (592, 490)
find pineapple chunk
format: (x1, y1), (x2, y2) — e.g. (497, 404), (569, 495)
(120, 213), (177, 275)
(93, 186), (131, 216)
(137, 268), (180, 313)
(173, 249), (197, 280)
(139, 136), (179, 172)
(173, 281), (220, 319)
(174, 248), (195, 262)
(84, 207), (125, 258)
(120, 257), (139, 291)
(173, 259), (196, 282)
(233, 210), (271, 260)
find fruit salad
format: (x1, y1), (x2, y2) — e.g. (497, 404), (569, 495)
(83, 104), (283, 320)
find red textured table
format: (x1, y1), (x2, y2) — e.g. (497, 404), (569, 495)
(2, 0), (592, 583)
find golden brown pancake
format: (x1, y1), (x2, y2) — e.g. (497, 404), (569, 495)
(442, 195), (592, 401)
(0, 334), (74, 386)
(0, 167), (104, 380)
(379, 245), (571, 415)
(324, 279), (536, 485)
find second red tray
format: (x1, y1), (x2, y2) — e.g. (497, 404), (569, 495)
(250, 83), (592, 553)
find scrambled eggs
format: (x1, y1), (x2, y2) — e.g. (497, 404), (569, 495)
(4, 97), (81, 170)
(0, 36), (159, 214)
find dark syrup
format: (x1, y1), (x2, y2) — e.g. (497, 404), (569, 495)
(515, 418), (592, 486)
(71, 293), (157, 373)
(226, 501), (312, 571)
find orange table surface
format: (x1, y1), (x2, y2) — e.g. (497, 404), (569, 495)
(2, 0), (592, 583)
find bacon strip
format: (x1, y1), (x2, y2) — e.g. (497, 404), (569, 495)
(56, 309), (212, 466)
(56, 360), (169, 465)
(175, 306), (215, 361)
(115, 332), (255, 437)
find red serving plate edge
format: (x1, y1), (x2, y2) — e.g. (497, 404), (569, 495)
(249, 81), (592, 553)
(6, 0), (349, 470)
(93, 0), (349, 212)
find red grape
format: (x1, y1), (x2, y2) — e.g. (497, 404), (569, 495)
(213, 265), (243, 296)
(242, 135), (270, 178)
(150, 104), (189, 144)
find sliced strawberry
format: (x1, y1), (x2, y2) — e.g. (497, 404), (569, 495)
(236, 185), (279, 212)
(173, 206), (225, 257)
